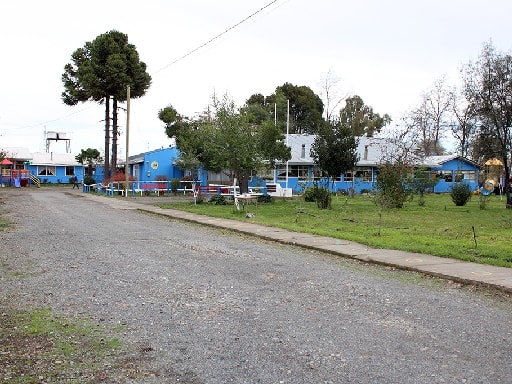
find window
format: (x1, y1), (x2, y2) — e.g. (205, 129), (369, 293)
(65, 166), (75, 176)
(311, 167), (336, 181)
(457, 170), (477, 182)
(354, 167), (373, 182)
(257, 167), (274, 181)
(276, 165), (310, 180)
(343, 171), (354, 182)
(436, 171), (453, 182)
(37, 166), (56, 176)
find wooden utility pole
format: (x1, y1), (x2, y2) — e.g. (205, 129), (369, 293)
(125, 85), (130, 198)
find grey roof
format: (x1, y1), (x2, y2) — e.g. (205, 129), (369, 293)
(30, 152), (81, 166)
(422, 154), (479, 169)
(287, 134), (316, 164)
(1, 147), (33, 160)
(284, 134), (398, 167)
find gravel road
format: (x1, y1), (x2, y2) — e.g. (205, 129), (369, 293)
(1, 188), (512, 383)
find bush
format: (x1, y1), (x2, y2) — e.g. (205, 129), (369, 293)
(450, 183), (472, 206)
(303, 186), (332, 209)
(83, 175), (96, 185)
(208, 195), (227, 205)
(171, 178), (180, 195)
(303, 187), (317, 202)
(315, 187), (332, 209)
(373, 162), (412, 209)
(258, 194), (273, 204)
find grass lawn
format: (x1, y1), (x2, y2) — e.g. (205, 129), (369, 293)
(155, 193), (512, 268)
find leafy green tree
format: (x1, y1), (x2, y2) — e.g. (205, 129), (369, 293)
(75, 148), (103, 178)
(310, 119), (359, 188)
(254, 119), (290, 169)
(160, 94), (291, 193)
(373, 161), (412, 209)
(62, 30), (151, 179)
(469, 125), (503, 164)
(407, 166), (439, 206)
(158, 105), (189, 141)
(462, 41), (512, 208)
(339, 95), (391, 137)
(247, 83), (325, 135)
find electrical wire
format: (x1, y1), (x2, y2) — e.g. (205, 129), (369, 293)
(5, 0), (283, 132)
(152, 0), (280, 75)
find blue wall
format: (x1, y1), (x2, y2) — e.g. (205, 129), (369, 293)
(430, 158), (479, 193)
(135, 147), (182, 181)
(256, 157), (480, 195)
(28, 165), (84, 184)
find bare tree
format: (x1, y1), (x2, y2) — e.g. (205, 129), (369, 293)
(404, 77), (452, 157)
(449, 88), (477, 159)
(317, 69), (348, 122)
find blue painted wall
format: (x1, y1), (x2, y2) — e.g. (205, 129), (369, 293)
(430, 158), (479, 193)
(257, 157), (480, 195)
(28, 165), (84, 184)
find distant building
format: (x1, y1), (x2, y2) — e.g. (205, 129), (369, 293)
(1, 147), (83, 186)
(1, 138), (481, 194)
(260, 135), (480, 194)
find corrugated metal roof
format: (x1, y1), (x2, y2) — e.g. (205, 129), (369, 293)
(422, 154), (479, 168)
(0, 147), (33, 160)
(284, 134), (398, 166)
(30, 152), (81, 166)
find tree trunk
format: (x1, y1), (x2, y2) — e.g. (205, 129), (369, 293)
(104, 96), (111, 180)
(111, 97), (118, 177)
(237, 172), (250, 194)
(503, 154), (512, 208)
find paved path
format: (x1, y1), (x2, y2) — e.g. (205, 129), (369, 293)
(78, 191), (512, 294)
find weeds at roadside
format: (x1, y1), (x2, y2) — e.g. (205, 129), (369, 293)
(0, 308), (123, 383)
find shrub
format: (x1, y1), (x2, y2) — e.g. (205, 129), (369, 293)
(303, 187), (317, 202)
(258, 194), (273, 204)
(83, 175), (96, 185)
(209, 195), (227, 205)
(450, 183), (472, 206)
(315, 187), (332, 209)
(303, 186), (332, 209)
(170, 178), (180, 195)
(373, 161), (412, 209)
(479, 194), (489, 210)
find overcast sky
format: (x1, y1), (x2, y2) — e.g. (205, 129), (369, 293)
(1, 0), (512, 156)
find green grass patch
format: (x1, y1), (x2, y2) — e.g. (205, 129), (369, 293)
(0, 206), (10, 230)
(0, 308), (122, 383)
(156, 193), (512, 268)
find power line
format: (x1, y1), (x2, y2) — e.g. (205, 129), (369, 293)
(0, 104), (95, 131)
(152, 0), (280, 76)
(7, 1), (283, 132)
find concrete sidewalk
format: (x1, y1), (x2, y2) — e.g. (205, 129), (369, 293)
(80, 191), (512, 294)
